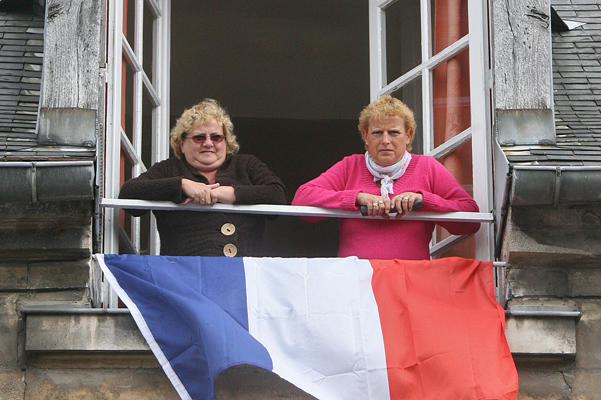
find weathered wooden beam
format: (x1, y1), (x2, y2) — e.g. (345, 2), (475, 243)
(493, 0), (553, 110)
(38, 0), (103, 146)
(41, 0), (102, 110)
(493, 0), (555, 145)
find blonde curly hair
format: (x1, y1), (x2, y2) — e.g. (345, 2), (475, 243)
(357, 95), (416, 151)
(170, 98), (240, 158)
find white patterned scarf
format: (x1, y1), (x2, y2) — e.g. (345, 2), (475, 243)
(365, 151), (412, 199)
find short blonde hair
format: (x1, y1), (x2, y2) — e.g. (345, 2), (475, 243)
(170, 98), (239, 158)
(357, 95), (416, 151)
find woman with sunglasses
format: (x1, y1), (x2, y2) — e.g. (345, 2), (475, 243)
(292, 95), (479, 260)
(119, 98), (286, 257)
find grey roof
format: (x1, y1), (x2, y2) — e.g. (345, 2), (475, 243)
(504, 0), (601, 165)
(0, 8), (42, 159)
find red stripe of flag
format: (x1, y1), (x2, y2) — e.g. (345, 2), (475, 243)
(370, 257), (518, 400)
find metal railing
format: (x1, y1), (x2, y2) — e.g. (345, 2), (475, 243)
(92, 198), (501, 308)
(100, 198), (494, 222)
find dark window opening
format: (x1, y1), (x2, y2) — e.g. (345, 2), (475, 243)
(170, 1), (370, 257)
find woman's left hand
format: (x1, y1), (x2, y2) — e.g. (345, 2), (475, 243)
(356, 192), (392, 216)
(210, 185), (236, 204)
(391, 192), (423, 216)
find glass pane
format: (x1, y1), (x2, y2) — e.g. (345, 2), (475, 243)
(390, 76), (423, 155)
(122, 59), (134, 142)
(118, 215), (136, 254)
(431, 0), (468, 55)
(138, 213), (151, 254)
(121, 147), (134, 186)
(434, 139), (474, 257)
(139, 83), (156, 255)
(433, 48), (470, 148)
(143, 2), (155, 82)
(141, 86), (155, 169)
(119, 150), (135, 254)
(123, 0), (136, 50)
(433, 229), (475, 259)
(385, 0), (421, 84)
(439, 138), (472, 194)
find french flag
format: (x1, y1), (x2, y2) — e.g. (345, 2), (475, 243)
(97, 254), (518, 400)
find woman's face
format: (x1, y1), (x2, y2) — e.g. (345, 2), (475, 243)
(180, 118), (227, 172)
(362, 116), (412, 166)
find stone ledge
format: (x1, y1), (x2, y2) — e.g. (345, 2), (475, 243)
(24, 307), (580, 360)
(22, 310), (314, 399)
(24, 310), (149, 352)
(24, 308), (584, 399)
(505, 306), (580, 359)
(25, 352), (159, 369)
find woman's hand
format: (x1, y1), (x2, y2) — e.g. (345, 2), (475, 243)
(356, 192), (391, 216)
(210, 186), (236, 204)
(181, 178), (220, 205)
(391, 192), (423, 216)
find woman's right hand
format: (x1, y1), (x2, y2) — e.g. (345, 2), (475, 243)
(356, 192), (391, 216)
(391, 192), (423, 216)
(181, 178), (220, 205)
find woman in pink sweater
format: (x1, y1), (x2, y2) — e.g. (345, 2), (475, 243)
(292, 95), (480, 260)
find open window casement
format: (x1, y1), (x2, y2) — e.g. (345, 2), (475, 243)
(368, 0), (493, 260)
(103, 0), (170, 258)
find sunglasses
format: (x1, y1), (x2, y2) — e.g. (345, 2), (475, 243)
(185, 133), (225, 144)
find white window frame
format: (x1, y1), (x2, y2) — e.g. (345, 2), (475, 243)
(103, 0), (170, 306)
(368, 0), (493, 260)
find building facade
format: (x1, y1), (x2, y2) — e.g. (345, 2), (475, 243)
(0, 0), (600, 398)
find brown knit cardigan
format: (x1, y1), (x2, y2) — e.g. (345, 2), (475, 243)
(118, 154), (287, 256)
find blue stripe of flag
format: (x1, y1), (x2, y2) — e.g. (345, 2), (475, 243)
(103, 254), (273, 400)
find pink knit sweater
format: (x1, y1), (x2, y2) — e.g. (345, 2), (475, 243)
(292, 154), (480, 260)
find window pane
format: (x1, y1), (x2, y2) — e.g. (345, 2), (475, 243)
(385, 0), (421, 84)
(431, 0), (468, 55)
(139, 78), (156, 254)
(138, 213), (151, 254)
(119, 149), (135, 254)
(141, 86), (155, 169)
(123, 0), (136, 50)
(433, 230), (475, 259)
(438, 138), (472, 194)
(433, 48), (470, 148)
(122, 59), (134, 142)
(143, 2), (155, 82)
(390, 76), (423, 155)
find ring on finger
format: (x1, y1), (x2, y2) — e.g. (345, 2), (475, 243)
(373, 202), (378, 207)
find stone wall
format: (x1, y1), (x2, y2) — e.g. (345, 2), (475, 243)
(0, 200), (171, 399)
(0, 201), (91, 398)
(502, 204), (601, 399)
(0, 199), (195, 399)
